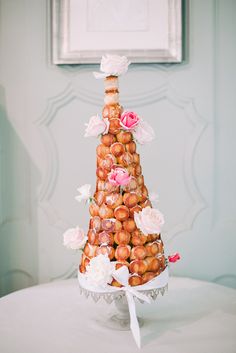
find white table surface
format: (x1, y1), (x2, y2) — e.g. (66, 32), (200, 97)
(0, 276), (235, 353)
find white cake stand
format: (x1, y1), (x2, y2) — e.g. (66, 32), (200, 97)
(78, 281), (168, 331)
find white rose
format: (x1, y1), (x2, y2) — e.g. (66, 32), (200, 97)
(133, 120), (155, 144)
(75, 184), (91, 202)
(84, 115), (109, 137)
(63, 226), (87, 250)
(85, 254), (115, 288)
(94, 55), (130, 79)
(134, 206), (164, 235)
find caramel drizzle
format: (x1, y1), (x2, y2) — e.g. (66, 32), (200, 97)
(105, 88), (119, 94)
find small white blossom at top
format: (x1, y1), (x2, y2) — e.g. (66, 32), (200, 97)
(85, 254), (115, 288)
(93, 54), (131, 79)
(75, 184), (91, 203)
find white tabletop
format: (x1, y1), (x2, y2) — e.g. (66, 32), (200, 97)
(0, 277), (235, 353)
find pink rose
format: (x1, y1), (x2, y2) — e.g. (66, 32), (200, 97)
(120, 111), (140, 130)
(84, 114), (109, 137)
(108, 167), (131, 186)
(168, 253), (181, 263)
(63, 226), (87, 250)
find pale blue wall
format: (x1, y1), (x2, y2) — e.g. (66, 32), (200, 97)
(0, 0), (235, 295)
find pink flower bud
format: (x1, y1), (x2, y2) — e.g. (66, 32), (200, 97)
(168, 253), (181, 263)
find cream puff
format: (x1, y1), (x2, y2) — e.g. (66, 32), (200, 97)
(117, 152), (133, 167)
(98, 231), (114, 245)
(125, 141), (136, 154)
(115, 245), (131, 260)
(142, 271), (156, 284)
(96, 144), (110, 158)
(101, 218), (116, 232)
(96, 245), (115, 260)
(145, 242), (159, 257)
(84, 243), (97, 258)
(123, 192), (139, 208)
(98, 204), (114, 219)
(101, 133), (116, 147)
(116, 131), (132, 144)
(133, 153), (140, 164)
(115, 261), (129, 270)
(114, 230), (131, 245)
(145, 256), (160, 272)
(108, 118), (121, 135)
(102, 104), (122, 120)
(100, 154), (116, 171)
(129, 275), (143, 286)
(105, 193), (123, 209)
(131, 230), (147, 246)
(96, 167), (108, 180)
(130, 246), (147, 260)
(129, 205), (142, 218)
(129, 259), (148, 275)
(123, 218), (136, 233)
(137, 175), (144, 186)
(87, 229), (99, 245)
(114, 205), (129, 221)
(89, 216), (101, 232)
(89, 203), (100, 217)
(113, 219), (123, 232)
(110, 142), (125, 157)
(94, 191), (106, 206)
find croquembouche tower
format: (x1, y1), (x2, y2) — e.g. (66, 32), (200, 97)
(80, 57), (167, 284)
(63, 55), (180, 348)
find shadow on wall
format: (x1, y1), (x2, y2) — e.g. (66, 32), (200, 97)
(0, 85), (40, 297)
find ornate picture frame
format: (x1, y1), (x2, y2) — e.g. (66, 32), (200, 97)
(52, 0), (182, 64)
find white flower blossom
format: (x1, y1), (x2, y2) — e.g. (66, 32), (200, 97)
(75, 184), (91, 202)
(63, 226), (87, 250)
(133, 120), (155, 144)
(84, 115), (110, 137)
(93, 54), (130, 79)
(134, 206), (164, 235)
(85, 254), (115, 288)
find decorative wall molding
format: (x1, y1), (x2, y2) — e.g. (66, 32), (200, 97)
(164, 88), (208, 240)
(36, 81), (207, 239)
(50, 263), (77, 281)
(0, 269), (35, 297)
(213, 274), (236, 289)
(0, 125), (3, 227)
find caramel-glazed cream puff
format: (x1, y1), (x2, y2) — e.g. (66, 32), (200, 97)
(110, 142), (125, 157)
(114, 230), (131, 245)
(116, 131), (132, 144)
(115, 245), (131, 261)
(102, 103), (122, 120)
(108, 118), (121, 134)
(96, 245), (115, 260)
(101, 133), (116, 147)
(123, 192), (139, 208)
(114, 205), (129, 221)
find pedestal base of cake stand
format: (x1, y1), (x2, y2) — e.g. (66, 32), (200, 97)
(104, 295), (144, 331)
(78, 274), (168, 332)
